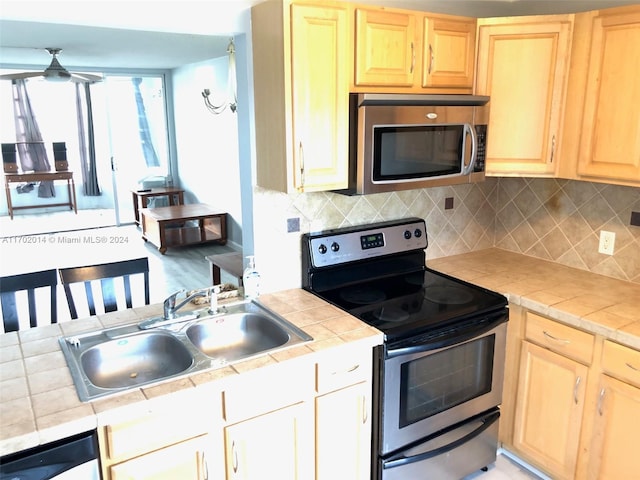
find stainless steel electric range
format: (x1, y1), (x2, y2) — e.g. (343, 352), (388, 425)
(302, 217), (508, 480)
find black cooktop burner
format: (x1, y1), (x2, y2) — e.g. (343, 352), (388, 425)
(423, 286), (474, 305)
(340, 287), (387, 305)
(314, 268), (507, 342)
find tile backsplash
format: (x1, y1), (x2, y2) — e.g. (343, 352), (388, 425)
(253, 178), (639, 291)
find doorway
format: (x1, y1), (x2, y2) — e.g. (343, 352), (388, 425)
(0, 74), (171, 232)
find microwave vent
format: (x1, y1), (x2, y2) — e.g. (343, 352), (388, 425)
(356, 94), (489, 107)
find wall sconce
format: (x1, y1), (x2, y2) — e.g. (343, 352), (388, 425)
(201, 38), (237, 114)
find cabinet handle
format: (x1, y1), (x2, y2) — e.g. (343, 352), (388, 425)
(232, 440), (239, 474)
(428, 44), (434, 75)
(201, 450), (209, 480)
(574, 376), (581, 404)
(549, 135), (556, 163)
(362, 395), (368, 425)
(597, 387), (606, 416)
(411, 42), (416, 74)
(330, 364), (360, 376)
(298, 141), (305, 192)
(626, 362), (640, 372)
(543, 330), (570, 344)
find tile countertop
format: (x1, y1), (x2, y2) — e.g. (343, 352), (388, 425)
(0, 289), (383, 457)
(428, 248), (640, 350)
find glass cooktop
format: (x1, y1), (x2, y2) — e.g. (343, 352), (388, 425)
(316, 268), (507, 342)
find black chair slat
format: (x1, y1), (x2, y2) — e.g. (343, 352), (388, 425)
(0, 269), (58, 332)
(59, 258), (150, 320)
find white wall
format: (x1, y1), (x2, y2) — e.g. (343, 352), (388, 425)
(171, 57), (242, 249)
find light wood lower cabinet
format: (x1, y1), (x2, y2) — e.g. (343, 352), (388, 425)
(513, 341), (589, 479)
(109, 435), (211, 480)
(583, 340), (640, 479)
(585, 375), (640, 479)
(504, 308), (640, 480)
(316, 382), (371, 480)
(99, 341), (377, 480)
(224, 402), (314, 480)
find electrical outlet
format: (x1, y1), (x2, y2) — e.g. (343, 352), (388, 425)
(598, 230), (615, 255)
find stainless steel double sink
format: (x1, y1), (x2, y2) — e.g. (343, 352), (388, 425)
(59, 300), (313, 402)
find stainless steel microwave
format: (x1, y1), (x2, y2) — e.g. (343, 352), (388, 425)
(340, 93), (490, 195)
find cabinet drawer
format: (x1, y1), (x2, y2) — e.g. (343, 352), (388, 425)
(104, 402), (216, 461)
(223, 359), (314, 424)
(525, 312), (594, 364)
(316, 346), (372, 394)
(602, 340), (640, 388)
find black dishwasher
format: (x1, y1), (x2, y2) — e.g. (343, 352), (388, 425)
(0, 430), (100, 480)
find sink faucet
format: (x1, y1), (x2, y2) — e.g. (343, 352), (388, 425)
(164, 288), (209, 320)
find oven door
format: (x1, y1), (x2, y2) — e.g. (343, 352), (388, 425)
(379, 313), (507, 455)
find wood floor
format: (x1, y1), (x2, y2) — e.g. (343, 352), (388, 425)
(1, 213), (240, 324)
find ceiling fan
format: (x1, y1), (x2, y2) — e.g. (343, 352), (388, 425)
(0, 48), (102, 83)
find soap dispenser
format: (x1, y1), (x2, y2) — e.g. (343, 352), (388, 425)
(242, 255), (261, 299)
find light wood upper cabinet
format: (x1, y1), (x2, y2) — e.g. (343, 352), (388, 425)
(252, 2), (350, 193)
(422, 14), (476, 89)
(353, 6), (475, 92)
(354, 8), (418, 87)
(476, 16), (573, 176)
(574, 8), (640, 184)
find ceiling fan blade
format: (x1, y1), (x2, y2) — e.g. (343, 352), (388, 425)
(0, 72), (45, 80)
(70, 72), (103, 83)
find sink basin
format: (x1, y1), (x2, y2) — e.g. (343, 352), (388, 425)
(80, 332), (193, 389)
(186, 313), (290, 361)
(59, 300), (313, 402)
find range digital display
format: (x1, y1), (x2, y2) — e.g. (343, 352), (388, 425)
(360, 232), (384, 250)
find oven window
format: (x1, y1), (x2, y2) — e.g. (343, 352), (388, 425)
(373, 125), (464, 181)
(399, 335), (495, 428)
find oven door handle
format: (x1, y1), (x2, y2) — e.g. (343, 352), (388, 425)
(383, 409), (500, 470)
(386, 311), (506, 358)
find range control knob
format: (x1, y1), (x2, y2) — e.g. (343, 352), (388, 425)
(331, 242), (340, 252)
(414, 229), (422, 238)
(404, 230), (412, 240)
(318, 244), (327, 254)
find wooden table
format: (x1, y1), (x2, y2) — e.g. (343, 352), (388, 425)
(4, 171), (77, 219)
(206, 252), (244, 286)
(140, 203), (227, 254)
(131, 187), (184, 226)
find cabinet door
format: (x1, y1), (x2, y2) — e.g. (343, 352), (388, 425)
(290, 3), (349, 192)
(422, 15), (476, 89)
(354, 8), (418, 87)
(109, 435), (211, 480)
(513, 341), (588, 480)
(316, 382), (371, 480)
(476, 17), (573, 176)
(577, 10), (640, 183)
(224, 402), (313, 480)
(586, 375), (640, 480)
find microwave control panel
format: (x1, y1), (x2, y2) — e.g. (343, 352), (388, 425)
(474, 124), (487, 172)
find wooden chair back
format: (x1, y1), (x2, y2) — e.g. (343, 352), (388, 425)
(58, 257), (150, 319)
(0, 269), (58, 332)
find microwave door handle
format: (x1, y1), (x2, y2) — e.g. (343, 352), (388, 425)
(383, 409), (500, 470)
(462, 123), (477, 175)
